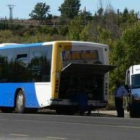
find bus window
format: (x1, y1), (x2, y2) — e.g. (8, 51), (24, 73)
(16, 54), (28, 65)
(17, 54), (27, 59)
(29, 45), (52, 82)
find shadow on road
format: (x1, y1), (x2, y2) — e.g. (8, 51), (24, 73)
(1, 109), (129, 118)
(36, 109), (118, 117)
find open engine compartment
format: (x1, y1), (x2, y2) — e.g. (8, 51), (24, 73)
(59, 72), (104, 101)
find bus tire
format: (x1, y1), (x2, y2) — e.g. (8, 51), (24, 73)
(15, 90), (26, 113)
(129, 103), (139, 118)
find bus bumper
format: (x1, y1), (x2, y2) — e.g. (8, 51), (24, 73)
(50, 99), (107, 109)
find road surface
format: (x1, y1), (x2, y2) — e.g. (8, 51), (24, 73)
(0, 111), (139, 140)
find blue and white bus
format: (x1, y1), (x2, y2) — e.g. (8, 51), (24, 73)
(0, 41), (114, 114)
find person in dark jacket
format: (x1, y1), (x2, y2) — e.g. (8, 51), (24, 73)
(77, 88), (88, 115)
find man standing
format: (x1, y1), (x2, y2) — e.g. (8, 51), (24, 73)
(114, 80), (128, 117)
(77, 88), (88, 115)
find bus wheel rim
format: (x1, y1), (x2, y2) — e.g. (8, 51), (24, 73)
(17, 93), (24, 110)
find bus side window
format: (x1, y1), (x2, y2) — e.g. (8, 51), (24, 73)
(16, 54), (28, 65)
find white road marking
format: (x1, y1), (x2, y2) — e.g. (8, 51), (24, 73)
(10, 133), (28, 137)
(46, 137), (68, 140)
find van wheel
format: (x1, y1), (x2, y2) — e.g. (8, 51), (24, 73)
(15, 90), (25, 113)
(129, 103), (139, 118)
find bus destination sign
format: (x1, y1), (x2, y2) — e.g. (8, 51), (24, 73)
(61, 50), (99, 67)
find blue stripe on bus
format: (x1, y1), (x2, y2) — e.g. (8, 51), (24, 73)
(0, 83), (39, 108)
(0, 42), (44, 50)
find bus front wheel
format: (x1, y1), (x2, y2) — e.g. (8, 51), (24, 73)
(129, 103), (139, 118)
(15, 90), (26, 113)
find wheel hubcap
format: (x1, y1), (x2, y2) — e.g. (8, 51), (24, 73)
(17, 93), (24, 111)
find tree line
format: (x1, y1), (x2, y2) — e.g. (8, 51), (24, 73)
(0, 0), (140, 101)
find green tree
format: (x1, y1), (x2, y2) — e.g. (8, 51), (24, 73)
(119, 8), (138, 26)
(110, 23), (140, 94)
(58, 0), (81, 19)
(68, 17), (83, 40)
(121, 8), (129, 23)
(79, 9), (93, 25)
(81, 4), (120, 42)
(29, 2), (50, 20)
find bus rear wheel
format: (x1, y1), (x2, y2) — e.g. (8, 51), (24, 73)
(15, 90), (26, 113)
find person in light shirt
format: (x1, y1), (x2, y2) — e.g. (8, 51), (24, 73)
(114, 80), (128, 117)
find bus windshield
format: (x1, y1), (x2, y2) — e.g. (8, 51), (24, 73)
(132, 74), (140, 88)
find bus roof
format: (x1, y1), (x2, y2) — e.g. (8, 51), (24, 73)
(0, 42), (45, 50)
(0, 41), (108, 50)
(0, 43), (19, 47)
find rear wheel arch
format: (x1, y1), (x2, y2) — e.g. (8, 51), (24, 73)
(14, 88), (26, 113)
(14, 88), (25, 106)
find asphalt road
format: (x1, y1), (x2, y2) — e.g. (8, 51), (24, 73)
(0, 112), (140, 140)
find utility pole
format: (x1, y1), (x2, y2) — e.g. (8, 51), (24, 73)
(83, 6), (86, 26)
(7, 5), (15, 20)
(117, 9), (120, 26)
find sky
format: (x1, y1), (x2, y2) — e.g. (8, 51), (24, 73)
(0, 0), (140, 19)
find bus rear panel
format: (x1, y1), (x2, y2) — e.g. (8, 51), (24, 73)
(50, 41), (113, 113)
